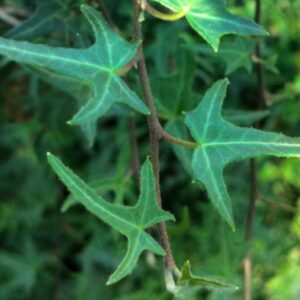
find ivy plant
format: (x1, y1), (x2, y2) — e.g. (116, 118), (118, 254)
(0, 0), (299, 298)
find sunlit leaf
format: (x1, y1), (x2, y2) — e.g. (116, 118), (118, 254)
(185, 79), (300, 229)
(152, 0), (268, 51)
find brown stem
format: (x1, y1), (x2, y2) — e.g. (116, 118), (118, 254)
(244, 1), (265, 299)
(133, 0), (179, 275)
(129, 117), (141, 186)
(0, 8), (21, 26)
(258, 195), (297, 213)
(245, 159), (258, 242)
(96, 0), (117, 30)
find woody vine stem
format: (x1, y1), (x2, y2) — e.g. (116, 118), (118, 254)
(133, 0), (182, 281)
(244, 0), (265, 299)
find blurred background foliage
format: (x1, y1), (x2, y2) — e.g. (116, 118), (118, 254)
(0, 0), (299, 299)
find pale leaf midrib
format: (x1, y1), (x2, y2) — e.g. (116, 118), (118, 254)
(204, 141), (300, 148)
(202, 148), (232, 223)
(188, 12), (260, 32)
(0, 42), (109, 73)
(202, 82), (223, 140)
(51, 157), (140, 231)
(110, 232), (142, 283)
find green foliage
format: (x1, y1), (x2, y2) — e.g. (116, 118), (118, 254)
(0, 5), (149, 145)
(152, 0), (267, 51)
(6, 0), (78, 40)
(0, 0), (299, 299)
(185, 79), (300, 229)
(175, 261), (238, 297)
(48, 153), (174, 284)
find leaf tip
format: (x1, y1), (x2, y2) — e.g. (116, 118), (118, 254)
(46, 152), (54, 161)
(67, 119), (77, 126)
(211, 41), (220, 53)
(260, 27), (269, 37)
(106, 279), (114, 286)
(143, 156), (153, 170)
(106, 273), (121, 286)
(80, 4), (89, 12)
(223, 77), (230, 86)
(228, 220), (236, 232)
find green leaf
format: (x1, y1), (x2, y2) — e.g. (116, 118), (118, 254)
(223, 109), (269, 126)
(152, 46), (198, 120)
(0, 4), (149, 128)
(5, 0), (74, 40)
(0, 239), (48, 296)
(47, 153), (174, 285)
(175, 261), (238, 298)
(218, 37), (256, 75)
(27, 66), (97, 146)
(152, 0), (268, 51)
(185, 79), (300, 229)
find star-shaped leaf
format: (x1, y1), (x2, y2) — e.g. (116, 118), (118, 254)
(185, 79), (300, 229)
(152, 0), (268, 51)
(47, 153), (174, 285)
(0, 5), (149, 127)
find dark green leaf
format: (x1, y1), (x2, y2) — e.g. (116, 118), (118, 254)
(0, 5), (149, 128)
(5, 0), (74, 40)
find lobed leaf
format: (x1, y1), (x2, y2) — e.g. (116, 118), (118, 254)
(47, 153), (174, 284)
(0, 5), (149, 129)
(152, 0), (268, 51)
(185, 79), (300, 229)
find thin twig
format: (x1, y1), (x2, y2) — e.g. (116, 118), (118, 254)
(0, 8), (21, 26)
(244, 1), (265, 300)
(0, 7), (30, 17)
(133, 0), (180, 277)
(97, 0), (118, 30)
(129, 117), (141, 186)
(258, 194), (297, 213)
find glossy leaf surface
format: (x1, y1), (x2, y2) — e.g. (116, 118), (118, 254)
(152, 0), (268, 51)
(185, 79), (300, 229)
